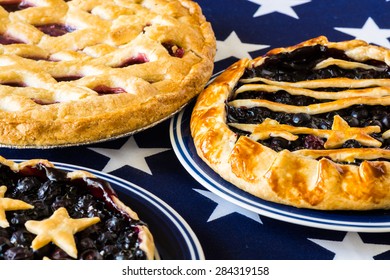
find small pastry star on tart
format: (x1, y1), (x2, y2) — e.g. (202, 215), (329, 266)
(0, 0), (215, 147)
(25, 207), (100, 259)
(191, 36), (390, 210)
(0, 157), (154, 260)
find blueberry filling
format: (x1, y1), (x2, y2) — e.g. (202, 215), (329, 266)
(36, 24), (75, 37)
(0, 34), (24, 45)
(0, 163), (147, 260)
(227, 104), (390, 132)
(116, 53), (149, 68)
(21, 56), (50, 61)
(227, 45), (390, 163)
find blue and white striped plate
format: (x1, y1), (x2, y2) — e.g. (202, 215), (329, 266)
(14, 160), (204, 260)
(169, 103), (390, 233)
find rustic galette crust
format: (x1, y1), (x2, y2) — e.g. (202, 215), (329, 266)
(0, 0), (215, 147)
(191, 36), (390, 210)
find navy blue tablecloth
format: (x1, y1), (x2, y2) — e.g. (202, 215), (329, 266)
(2, 0), (390, 260)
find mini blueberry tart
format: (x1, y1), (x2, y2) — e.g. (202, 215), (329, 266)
(0, 0), (215, 147)
(191, 36), (390, 210)
(0, 157), (154, 260)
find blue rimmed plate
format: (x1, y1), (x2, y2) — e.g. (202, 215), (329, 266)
(14, 160), (204, 260)
(169, 103), (390, 233)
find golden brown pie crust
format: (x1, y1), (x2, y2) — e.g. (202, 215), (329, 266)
(191, 36), (390, 210)
(0, 0), (215, 147)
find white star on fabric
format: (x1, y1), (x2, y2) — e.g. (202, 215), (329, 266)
(215, 31), (269, 62)
(308, 232), (390, 260)
(88, 137), (170, 174)
(193, 188), (262, 223)
(335, 17), (390, 48)
(247, 0), (311, 19)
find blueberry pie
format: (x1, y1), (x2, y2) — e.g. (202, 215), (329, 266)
(0, 157), (154, 259)
(191, 36), (390, 210)
(0, 0), (215, 147)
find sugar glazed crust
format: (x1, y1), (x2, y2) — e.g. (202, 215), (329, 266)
(0, 156), (155, 259)
(0, 0), (215, 147)
(191, 36), (390, 210)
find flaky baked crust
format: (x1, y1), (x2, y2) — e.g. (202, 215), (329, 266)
(0, 0), (215, 147)
(191, 36), (390, 210)
(0, 156), (155, 259)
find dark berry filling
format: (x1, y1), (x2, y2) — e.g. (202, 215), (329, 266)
(0, 34), (24, 45)
(227, 44), (390, 163)
(0, 0), (33, 13)
(116, 53), (149, 68)
(242, 45), (390, 82)
(235, 90), (329, 105)
(21, 56), (50, 61)
(93, 85), (127, 95)
(0, 82), (25, 87)
(162, 42), (184, 58)
(259, 135), (326, 152)
(227, 104), (390, 132)
(36, 24), (75, 37)
(53, 76), (83, 82)
(0, 163), (147, 260)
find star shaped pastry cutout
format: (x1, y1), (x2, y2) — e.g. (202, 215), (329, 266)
(25, 207), (100, 259)
(215, 31), (269, 62)
(335, 17), (390, 48)
(308, 232), (390, 260)
(324, 115), (381, 149)
(0, 185), (33, 228)
(194, 189), (262, 223)
(89, 136), (170, 174)
(247, 0), (311, 19)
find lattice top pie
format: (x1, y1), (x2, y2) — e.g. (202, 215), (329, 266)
(191, 36), (390, 210)
(0, 0), (215, 147)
